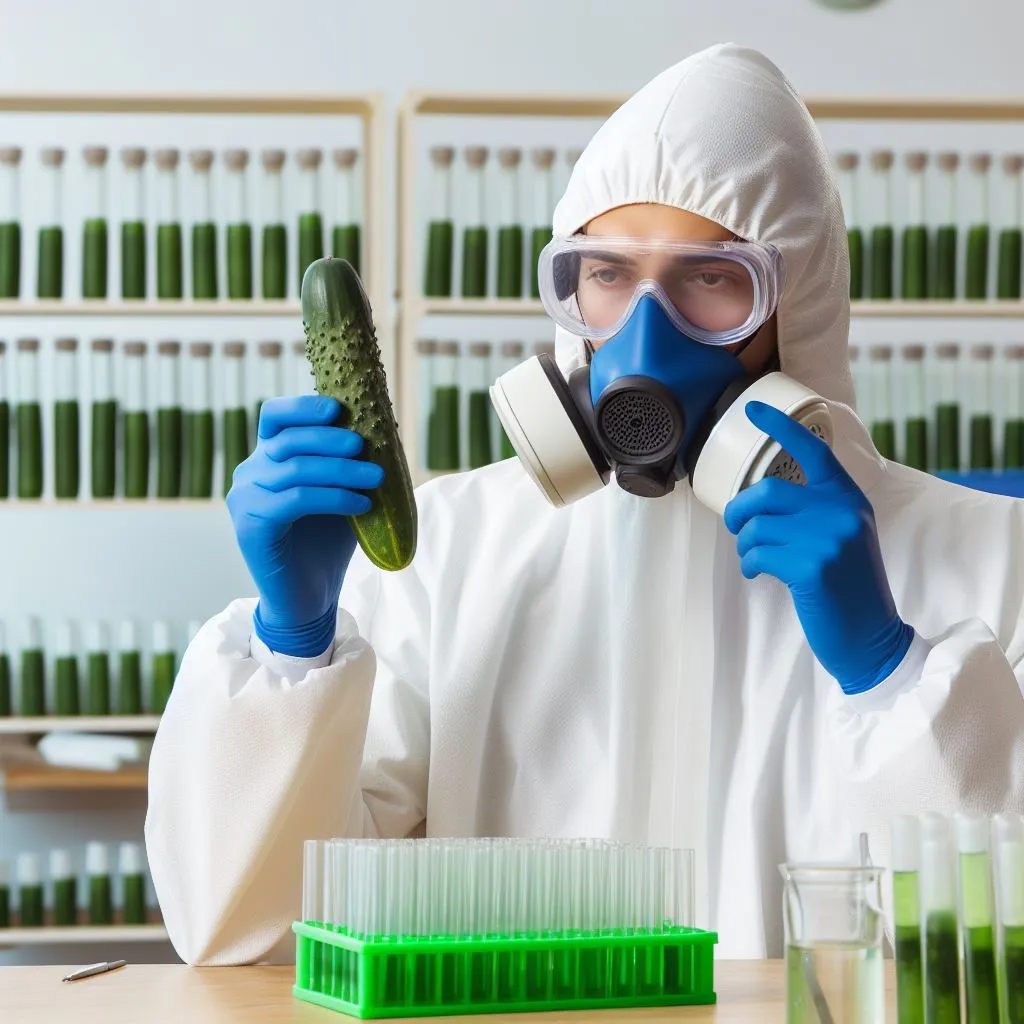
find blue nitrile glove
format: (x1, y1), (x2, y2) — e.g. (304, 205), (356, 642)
(227, 395), (384, 658)
(723, 401), (914, 695)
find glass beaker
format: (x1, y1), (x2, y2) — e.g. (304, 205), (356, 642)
(780, 864), (885, 1024)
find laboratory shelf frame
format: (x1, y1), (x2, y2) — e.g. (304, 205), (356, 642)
(0, 716), (160, 735)
(1, 763), (148, 791)
(0, 92), (388, 348)
(396, 92), (1024, 483)
(0, 924), (167, 947)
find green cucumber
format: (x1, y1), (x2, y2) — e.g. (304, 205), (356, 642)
(301, 257), (417, 571)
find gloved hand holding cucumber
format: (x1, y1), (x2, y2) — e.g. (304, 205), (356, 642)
(227, 258), (418, 658)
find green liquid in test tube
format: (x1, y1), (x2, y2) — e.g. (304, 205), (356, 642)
(868, 346), (896, 459)
(154, 148), (183, 300)
(1004, 345), (1024, 469)
(151, 621), (175, 715)
(998, 155), (1023, 299)
(0, 147), (22, 298)
(19, 617), (44, 717)
(117, 621), (142, 715)
(37, 148), (64, 299)
(496, 340), (524, 460)
(836, 152), (864, 299)
(0, 341), (9, 498)
(122, 342), (150, 498)
(0, 622), (10, 716)
(85, 621), (111, 716)
(86, 842), (112, 926)
(956, 814), (999, 1024)
(90, 339), (117, 498)
(934, 153), (960, 299)
(423, 146), (455, 298)
(993, 814), (1024, 1024)
(416, 339), (437, 473)
(331, 148), (362, 276)
(156, 341), (183, 498)
(496, 148), (523, 299)
(15, 338), (43, 499)
(17, 853), (43, 927)
(965, 153), (992, 301)
(50, 849), (77, 927)
(188, 149), (218, 299)
(222, 342), (249, 496)
(902, 152), (929, 299)
(120, 148), (147, 300)
(529, 149), (556, 299)
(224, 149), (253, 300)
(119, 842), (147, 924)
(260, 149), (287, 299)
(465, 342), (493, 468)
(891, 817), (925, 1024)
(935, 343), (961, 472)
(902, 345), (929, 471)
(81, 146), (109, 299)
(461, 147), (489, 298)
(429, 341), (461, 471)
(869, 150), (894, 300)
(296, 148), (324, 295)
(969, 344), (995, 470)
(0, 861), (8, 927)
(53, 620), (80, 717)
(185, 342), (215, 498)
(919, 814), (963, 1024)
(53, 337), (80, 499)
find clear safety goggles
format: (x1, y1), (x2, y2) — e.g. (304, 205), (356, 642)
(537, 235), (785, 346)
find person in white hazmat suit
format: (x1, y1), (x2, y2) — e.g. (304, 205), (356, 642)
(145, 44), (1024, 965)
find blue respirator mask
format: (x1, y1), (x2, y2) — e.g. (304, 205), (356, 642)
(490, 235), (834, 514)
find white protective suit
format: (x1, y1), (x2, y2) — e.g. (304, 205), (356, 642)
(146, 44), (1024, 965)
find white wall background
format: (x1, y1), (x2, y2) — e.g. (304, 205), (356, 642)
(2, 0), (1024, 966)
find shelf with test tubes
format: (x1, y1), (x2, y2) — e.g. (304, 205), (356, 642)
(396, 93), (1024, 486)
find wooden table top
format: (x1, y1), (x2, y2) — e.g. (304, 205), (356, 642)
(0, 960), (898, 1023)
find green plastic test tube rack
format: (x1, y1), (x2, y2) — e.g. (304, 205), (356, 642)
(292, 837), (717, 1019)
(293, 921), (717, 1019)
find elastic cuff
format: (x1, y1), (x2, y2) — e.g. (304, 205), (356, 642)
(253, 603), (338, 659)
(839, 620), (916, 696)
(842, 631), (932, 713)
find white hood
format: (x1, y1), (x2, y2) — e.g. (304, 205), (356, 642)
(552, 43), (856, 411)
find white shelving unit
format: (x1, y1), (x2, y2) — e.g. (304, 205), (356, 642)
(0, 93), (388, 960)
(396, 93), (1024, 483)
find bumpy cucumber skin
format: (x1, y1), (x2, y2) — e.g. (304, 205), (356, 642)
(301, 257), (417, 571)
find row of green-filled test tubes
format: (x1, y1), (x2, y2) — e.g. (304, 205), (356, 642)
(0, 145), (362, 301)
(0, 336), (294, 500)
(423, 146), (578, 300)
(891, 812), (1024, 1024)
(838, 150), (1024, 301)
(0, 616), (190, 717)
(851, 342), (1024, 472)
(0, 842), (150, 929)
(416, 338), (553, 472)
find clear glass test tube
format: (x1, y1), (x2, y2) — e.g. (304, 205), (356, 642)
(423, 146), (454, 298)
(1004, 344), (1024, 470)
(189, 149), (217, 300)
(935, 342), (961, 472)
(16, 338), (42, 499)
(835, 152), (863, 300)
(934, 152), (960, 299)
(993, 813), (1024, 1024)
(902, 344), (929, 471)
(53, 337), (80, 499)
(868, 345), (896, 460)
(969, 343), (995, 470)
(966, 153), (992, 300)
(122, 342), (149, 499)
(529, 148), (556, 299)
(224, 149), (253, 300)
(920, 813), (961, 1022)
(956, 813), (999, 1023)
(869, 150), (894, 300)
(296, 148), (324, 293)
(81, 146), (109, 299)
(496, 147), (523, 298)
(0, 146), (22, 298)
(461, 147), (489, 298)
(331, 148), (361, 276)
(998, 155), (1023, 299)
(465, 341), (493, 469)
(902, 152), (928, 299)
(154, 148), (183, 300)
(37, 147), (65, 299)
(260, 149), (287, 300)
(156, 341), (183, 499)
(119, 148), (147, 299)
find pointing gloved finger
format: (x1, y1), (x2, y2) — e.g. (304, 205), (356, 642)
(252, 484), (373, 523)
(257, 395), (341, 439)
(724, 475), (813, 534)
(734, 513), (793, 559)
(262, 424), (365, 462)
(744, 401), (842, 488)
(257, 455), (385, 494)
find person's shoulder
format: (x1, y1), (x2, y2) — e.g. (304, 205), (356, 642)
(415, 458), (550, 518)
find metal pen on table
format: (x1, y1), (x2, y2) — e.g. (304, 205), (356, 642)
(62, 960), (127, 983)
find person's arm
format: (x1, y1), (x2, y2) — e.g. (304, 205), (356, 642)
(145, 396), (431, 966)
